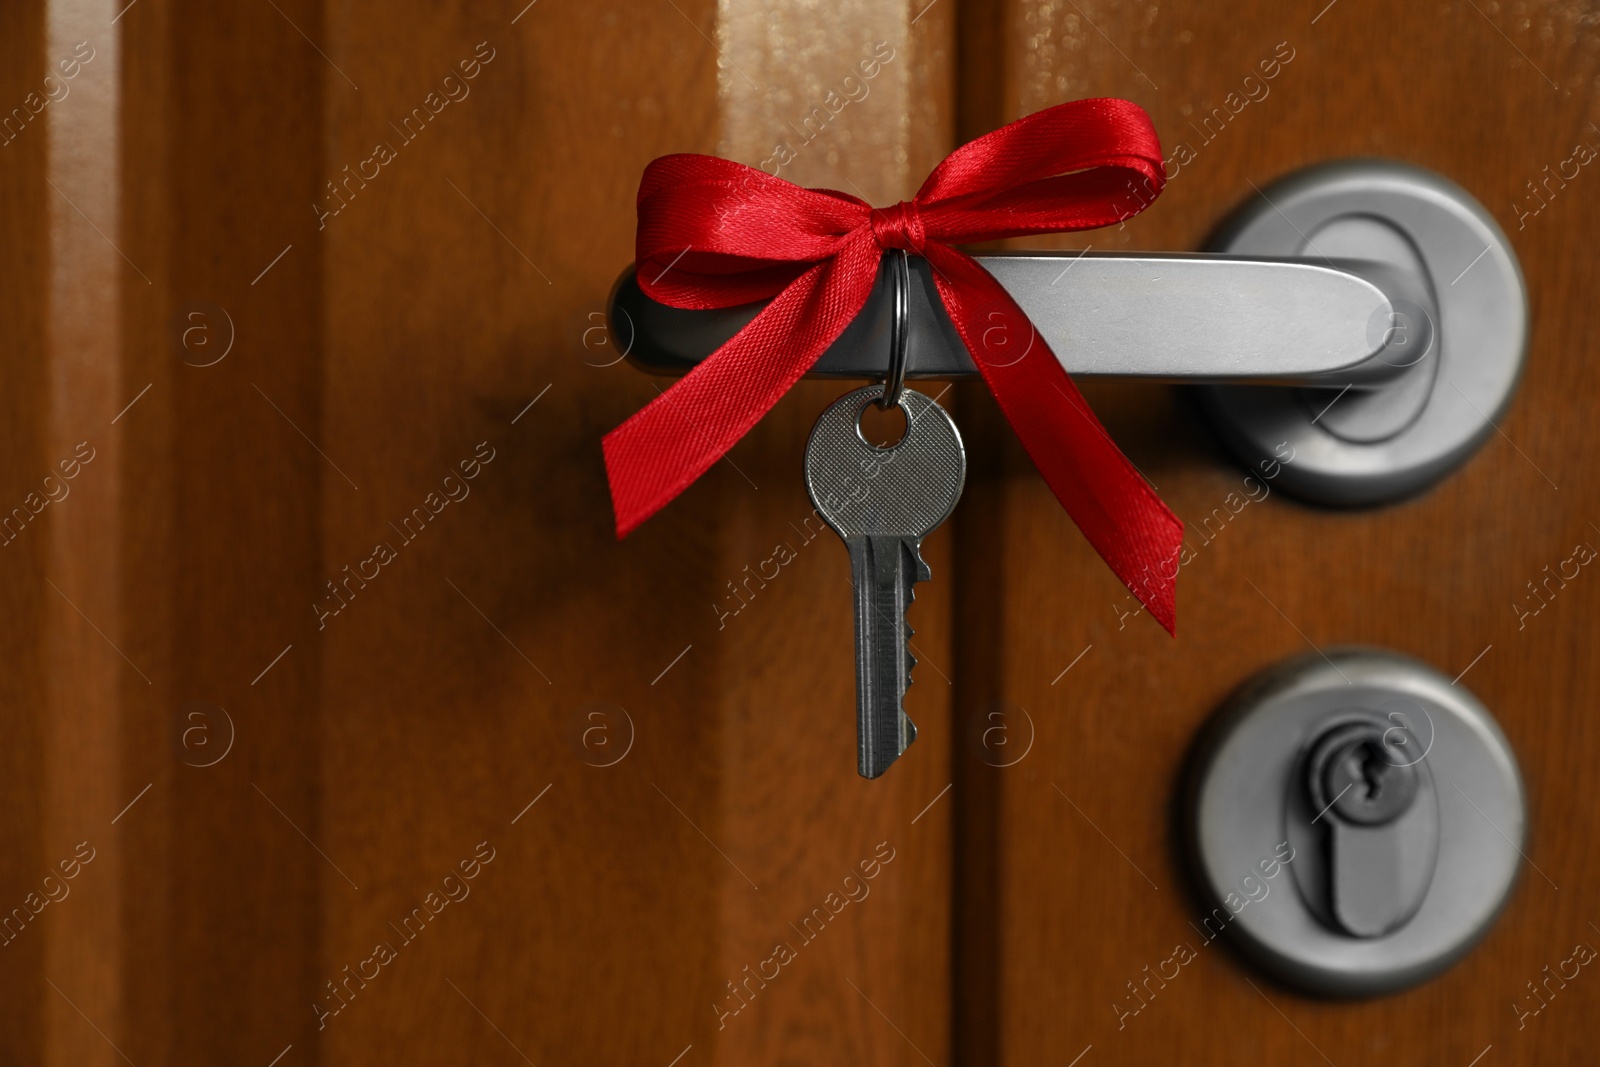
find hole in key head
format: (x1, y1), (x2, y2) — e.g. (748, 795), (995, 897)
(857, 399), (908, 450)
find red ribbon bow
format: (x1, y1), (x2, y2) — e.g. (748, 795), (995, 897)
(603, 97), (1184, 633)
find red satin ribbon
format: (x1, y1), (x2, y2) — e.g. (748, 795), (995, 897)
(603, 97), (1183, 633)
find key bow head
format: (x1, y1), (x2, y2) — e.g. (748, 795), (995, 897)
(803, 387), (967, 541)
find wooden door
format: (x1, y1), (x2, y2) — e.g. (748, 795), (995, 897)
(2, 1), (1596, 1065)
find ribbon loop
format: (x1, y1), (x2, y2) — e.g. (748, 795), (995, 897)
(604, 97), (1185, 634)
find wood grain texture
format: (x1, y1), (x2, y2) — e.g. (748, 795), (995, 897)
(303, 2), (957, 1066)
(42, 0), (128, 1060)
(954, 2), (1600, 1064)
(0, 2), (52, 1062)
(7, 0), (958, 1061)
(2, 0), (957, 1055)
(95, 0), (333, 1062)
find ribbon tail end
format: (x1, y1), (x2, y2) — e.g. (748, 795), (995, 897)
(1154, 597), (1177, 638)
(1137, 517), (1182, 637)
(602, 433), (649, 541)
(1127, 575), (1177, 637)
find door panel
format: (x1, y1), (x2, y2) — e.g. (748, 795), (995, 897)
(3, 1), (1597, 1065)
(954, 3), (1600, 1064)
(310, 3), (954, 1065)
(5, 0), (957, 1064)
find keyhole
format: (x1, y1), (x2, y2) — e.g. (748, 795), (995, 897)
(1359, 746), (1387, 800)
(857, 401), (908, 449)
(1309, 720), (1422, 829)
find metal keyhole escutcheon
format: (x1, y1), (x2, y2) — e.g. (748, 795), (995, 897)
(1183, 648), (1525, 997)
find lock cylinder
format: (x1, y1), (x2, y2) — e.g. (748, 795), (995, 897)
(1300, 718), (1439, 939)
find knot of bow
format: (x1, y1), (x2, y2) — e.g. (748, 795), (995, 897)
(603, 97), (1184, 633)
(870, 200), (927, 253)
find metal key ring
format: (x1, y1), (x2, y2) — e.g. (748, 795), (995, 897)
(879, 249), (910, 409)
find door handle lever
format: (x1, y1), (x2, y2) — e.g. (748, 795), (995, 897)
(608, 160), (1526, 505)
(610, 252), (1423, 388)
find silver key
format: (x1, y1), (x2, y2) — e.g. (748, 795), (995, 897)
(804, 386), (966, 778)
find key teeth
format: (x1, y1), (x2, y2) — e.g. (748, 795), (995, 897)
(874, 540), (928, 775)
(902, 544), (925, 705)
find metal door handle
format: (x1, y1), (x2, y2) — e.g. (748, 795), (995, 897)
(611, 253), (1423, 387)
(608, 160), (1527, 504)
